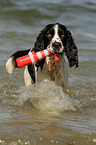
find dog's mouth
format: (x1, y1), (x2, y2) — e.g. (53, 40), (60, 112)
(47, 42), (64, 54)
(52, 42), (62, 52)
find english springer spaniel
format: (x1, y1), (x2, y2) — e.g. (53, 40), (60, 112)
(6, 23), (78, 92)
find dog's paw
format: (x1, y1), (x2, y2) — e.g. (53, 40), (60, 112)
(6, 56), (16, 74)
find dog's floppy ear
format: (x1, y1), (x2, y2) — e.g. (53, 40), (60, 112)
(65, 29), (79, 68)
(33, 24), (54, 69)
(6, 49), (30, 74)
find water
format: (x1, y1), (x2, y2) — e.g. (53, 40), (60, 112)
(0, 0), (96, 144)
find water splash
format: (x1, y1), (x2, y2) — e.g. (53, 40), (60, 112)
(10, 81), (76, 114)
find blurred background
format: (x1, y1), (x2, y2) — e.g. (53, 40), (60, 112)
(0, 0), (96, 145)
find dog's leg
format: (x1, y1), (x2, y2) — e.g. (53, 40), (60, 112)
(36, 56), (52, 82)
(24, 66), (34, 86)
(24, 64), (37, 86)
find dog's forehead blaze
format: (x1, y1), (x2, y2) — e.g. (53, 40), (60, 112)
(53, 24), (65, 36)
(46, 24), (64, 36)
(53, 24), (63, 41)
(53, 24), (59, 35)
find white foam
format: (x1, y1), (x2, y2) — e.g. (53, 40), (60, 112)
(13, 81), (76, 114)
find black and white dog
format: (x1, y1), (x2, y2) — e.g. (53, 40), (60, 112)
(6, 23), (78, 92)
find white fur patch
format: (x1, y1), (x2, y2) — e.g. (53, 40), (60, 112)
(24, 66), (34, 86)
(47, 24), (64, 53)
(6, 57), (15, 74)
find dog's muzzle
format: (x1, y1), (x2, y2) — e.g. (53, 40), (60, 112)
(52, 42), (61, 51)
(47, 41), (64, 54)
(52, 42), (64, 53)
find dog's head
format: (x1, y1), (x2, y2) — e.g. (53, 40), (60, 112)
(34, 23), (79, 68)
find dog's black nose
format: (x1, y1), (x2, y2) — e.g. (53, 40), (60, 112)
(52, 42), (62, 49)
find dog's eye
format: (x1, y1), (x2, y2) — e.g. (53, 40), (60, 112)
(47, 34), (52, 37)
(61, 34), (64, 37)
